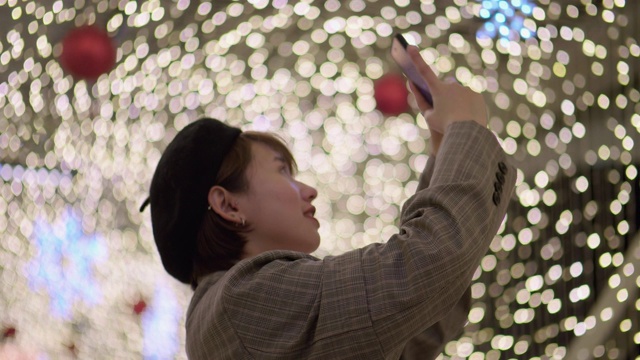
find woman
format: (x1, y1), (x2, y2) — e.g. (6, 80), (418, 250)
(142, 47), (516, 359)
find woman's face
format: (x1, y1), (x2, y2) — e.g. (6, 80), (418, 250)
(237, 142), (320, 257)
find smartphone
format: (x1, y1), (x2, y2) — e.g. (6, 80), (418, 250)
(390, 34), (433, 106)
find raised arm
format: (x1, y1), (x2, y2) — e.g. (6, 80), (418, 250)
(368, 48), (515, 360)
(398, 49), (478, 359)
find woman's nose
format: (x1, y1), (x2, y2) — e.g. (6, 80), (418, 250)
(300, 181), (318, 201)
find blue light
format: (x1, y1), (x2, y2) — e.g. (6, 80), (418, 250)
(512, 17), (524, 28)
(476, 0), (538, 42)
(142, 284), (181, 360)
(480, 8), (492, 19)
(504, 7), (515, 17)
(479, 23), (497, 39)
(26, 206), (108, 320)
(499, 38), (511, 48)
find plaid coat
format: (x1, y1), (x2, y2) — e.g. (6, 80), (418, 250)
(186, 121), (517, 359)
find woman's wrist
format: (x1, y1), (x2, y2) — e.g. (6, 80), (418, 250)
(429, 130), (443, 156)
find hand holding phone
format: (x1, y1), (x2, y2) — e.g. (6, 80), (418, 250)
(390, 34), (433, 107)
(396, 34), (489, 134)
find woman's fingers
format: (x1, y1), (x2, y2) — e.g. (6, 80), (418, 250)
(407, 45), (487, 132)
(408, 46), (440, 93)
(409, 82), (432, 113)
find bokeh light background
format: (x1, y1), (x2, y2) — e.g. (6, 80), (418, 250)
(0, 0), (639, 358)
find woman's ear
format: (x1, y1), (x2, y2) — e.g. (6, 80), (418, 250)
(207, 186), (242, 223)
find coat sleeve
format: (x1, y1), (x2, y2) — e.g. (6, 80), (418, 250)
(359, 121), (516, 359)
(396, 155), (473, 359)
(399, 140), (470, 359)
(398, 287), (471, 359)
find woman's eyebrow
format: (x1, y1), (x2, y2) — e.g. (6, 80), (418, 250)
(273, 155), (294, 173)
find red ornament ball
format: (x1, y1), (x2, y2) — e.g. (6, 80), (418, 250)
(133, 299), (147, 315)
(2, 326), (16, 339)
(60, 26), (116, 80)
(373, 73), (409, 115)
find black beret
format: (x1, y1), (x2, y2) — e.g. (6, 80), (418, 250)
(144, 118), (241, 283)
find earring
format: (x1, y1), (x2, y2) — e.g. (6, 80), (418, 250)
(236, 218), (245, 227)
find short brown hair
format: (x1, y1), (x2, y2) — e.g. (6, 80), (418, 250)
(191, 131), (296, 289)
